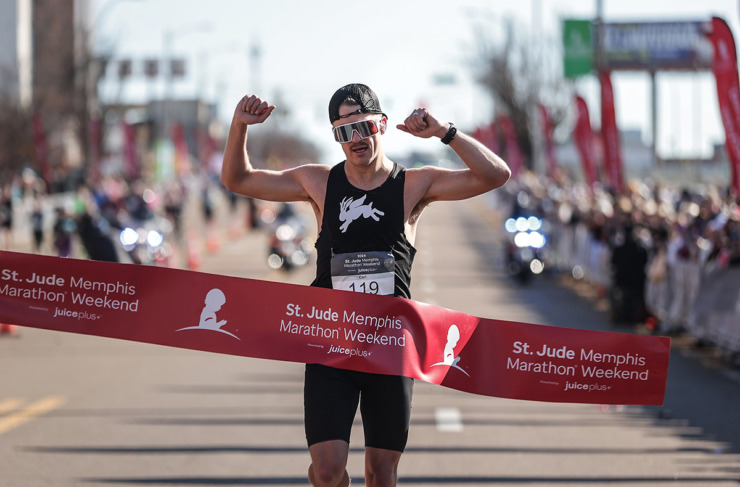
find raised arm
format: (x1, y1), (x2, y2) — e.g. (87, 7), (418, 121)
(221, 95), (326, 203)
(397, 108), (511, 204)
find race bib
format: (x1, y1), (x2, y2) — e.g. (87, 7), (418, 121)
(331, 251), (395, 295)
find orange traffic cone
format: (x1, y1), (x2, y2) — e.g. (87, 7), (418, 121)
(186, 232), (202, 271)
(0, 323), (19, 337)
(206, 223), (220, 254)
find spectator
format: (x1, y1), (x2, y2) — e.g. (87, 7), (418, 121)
(53, 207), (76, 258)
(645, 227), (670, 328)
(77, 212), (119, 262)
(0, 186), (13, 250)
(30, 197), (45, 253)
(609, 224), (648, 324)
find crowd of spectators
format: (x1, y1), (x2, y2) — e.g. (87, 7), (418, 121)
(0, 171), (189, 262)
(4, 166), (740, 363)
(491, 169), (740, 363)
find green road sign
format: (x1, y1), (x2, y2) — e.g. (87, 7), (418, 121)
(563, 19), (593, 78)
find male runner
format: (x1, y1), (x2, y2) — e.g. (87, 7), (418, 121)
(222, 83), (510, 487)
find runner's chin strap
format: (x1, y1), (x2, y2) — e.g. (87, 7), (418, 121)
(0, 250), (670, 405)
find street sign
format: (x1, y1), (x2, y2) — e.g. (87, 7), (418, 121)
(563, 19), (593, 78)
(562, 19), (713, 75)
(603, 21), (713, 71)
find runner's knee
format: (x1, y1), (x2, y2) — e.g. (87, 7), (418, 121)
(365, 463), (397, 487)
(309, 461), (348, 487)
(365, 450), (400, 487)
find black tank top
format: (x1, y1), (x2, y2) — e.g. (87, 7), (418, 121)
(311, 161), (417, 299)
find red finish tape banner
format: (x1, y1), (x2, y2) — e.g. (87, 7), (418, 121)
(0, 251), (670, 405)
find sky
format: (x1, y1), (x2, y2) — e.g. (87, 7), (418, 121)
(93, 0), (740, 163)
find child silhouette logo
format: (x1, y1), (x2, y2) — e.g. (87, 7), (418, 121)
(430, 324), (470, 376)
(176, 289), (240, 340)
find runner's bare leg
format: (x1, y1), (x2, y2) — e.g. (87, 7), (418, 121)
(365, 446), (402, 487)
(308, 440), (351, 487)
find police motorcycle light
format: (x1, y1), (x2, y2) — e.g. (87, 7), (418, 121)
(512, 229), (546, 249)
(514, 232), (531, 248)
(530, 259), (545, 275)
(515, 217), (530, 232)
(275, 223), (297, 241)
(267, 253), (284, 269)
(529, 231), (546, 249)
(147, 230), (164, 248)
(507, 216), (543, 233)
(528, 216), (542, 231)
(290, 250), (309, 266)
(119, 227), (139, 249)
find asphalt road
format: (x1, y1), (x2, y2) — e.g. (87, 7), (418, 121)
(1, 192), (739, 486)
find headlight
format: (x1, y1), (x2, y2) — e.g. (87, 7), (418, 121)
(505, 218), (518, 233)
(530, 259), (545, 274)
(529, 231), (546, 249)
(514, 232), (531, 248)
(507, 216), (544, 233)
(119, 227), (138, 248)
(514, 231), (546, 249)
(267, 253), (284, 269)
(275, 224), (296, 241)
(515, 217), (529, 232)
(528, 217), (542, 231)
(147, 230), (164, 248)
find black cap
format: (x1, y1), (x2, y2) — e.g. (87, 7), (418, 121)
(328, 83), (386, 123)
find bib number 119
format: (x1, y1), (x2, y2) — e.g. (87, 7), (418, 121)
(349, 280), (380, 294)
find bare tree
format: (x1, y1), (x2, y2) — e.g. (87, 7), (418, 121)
(474, 16), (573, 170)
(248, 131), (322, 170)
(0, 93), (35, 185)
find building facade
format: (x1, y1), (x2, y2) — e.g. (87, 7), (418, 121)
(0, 0), (33, 107)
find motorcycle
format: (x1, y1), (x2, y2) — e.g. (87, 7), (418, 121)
(503, 215), (548, 283)
(265, 203), (312, 271)
(118, 214), (174, 266)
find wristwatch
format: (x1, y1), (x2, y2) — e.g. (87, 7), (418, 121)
(440, 122), (457, 145)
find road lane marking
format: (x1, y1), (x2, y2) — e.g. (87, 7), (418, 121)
(0, 396), (66, 436)
(0, 398), (25, 415)
(435, 407), (463, 432)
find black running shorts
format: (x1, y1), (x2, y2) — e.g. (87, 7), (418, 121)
(304, 363), (414, 452)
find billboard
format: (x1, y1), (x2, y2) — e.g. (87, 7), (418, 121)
(603, 21), (713, 70)
(562, 19), (714, 75)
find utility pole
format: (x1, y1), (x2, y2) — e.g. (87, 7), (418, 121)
(250, 41), (262, 96)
